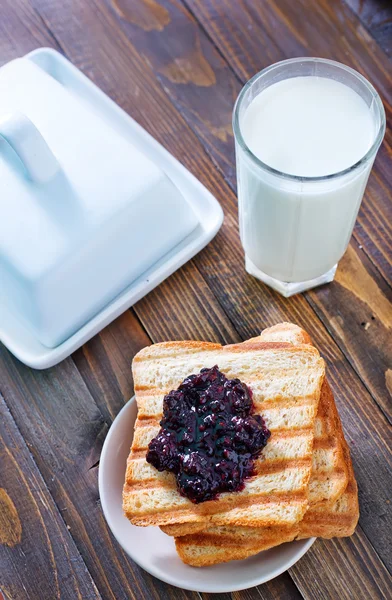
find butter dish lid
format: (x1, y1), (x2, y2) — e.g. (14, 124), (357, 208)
(0, 56), (198, 349)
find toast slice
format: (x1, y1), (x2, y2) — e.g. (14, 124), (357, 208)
(123, 325), (325, 528)
(174, 387), (358, 566)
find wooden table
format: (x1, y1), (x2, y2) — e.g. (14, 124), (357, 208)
(1, 1), (391, 598)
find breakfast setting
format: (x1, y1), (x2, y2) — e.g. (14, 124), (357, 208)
(0, 1), (390, 599)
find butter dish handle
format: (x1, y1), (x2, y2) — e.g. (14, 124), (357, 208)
(0, 111), (60, 183)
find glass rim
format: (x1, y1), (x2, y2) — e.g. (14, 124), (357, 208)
(232, 57), (386, 182)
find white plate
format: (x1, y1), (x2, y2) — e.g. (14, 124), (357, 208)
(99, 397), (315, 593)
(0, 48), (223, 369)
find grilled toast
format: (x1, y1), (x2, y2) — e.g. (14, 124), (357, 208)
(123, 326), (325, 528)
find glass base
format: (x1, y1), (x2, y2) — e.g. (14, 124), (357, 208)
(245, 256), (337, 297)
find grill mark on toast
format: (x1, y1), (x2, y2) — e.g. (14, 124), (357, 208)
(223, 341), (292, 352)
(177, 531), (296, 549)
(255, 458), (310, 475)
(206, 492), (307, 515)
(137, 414), (161, 421)
(254, 397), (316, 410)
(125, 491), (307, 517)
(136, 390), (319, 403)
(314, 438), (340, 450)
(126, 455), (312, 481)
(134, 340), (314, 363)
(268, 428), (313, 439)
(134, 417), (160, 426)
(130, 449), (150, 460)
(125, 476), (309, 507)
(301, 513), (356, 526)
(133, 341), (222, 362)
(309, 469), (347, 483)
(132, 422), (314, 436)
(125, 466), (310, 493)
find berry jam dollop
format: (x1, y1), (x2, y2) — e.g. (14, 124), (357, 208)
(146, 365), (271, 503)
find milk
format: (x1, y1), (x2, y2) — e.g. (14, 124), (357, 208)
(237, 75), (377, 284)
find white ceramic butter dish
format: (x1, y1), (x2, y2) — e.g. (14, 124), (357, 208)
(0, 48), (223, 368)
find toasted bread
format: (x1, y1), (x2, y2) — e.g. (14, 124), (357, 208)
(123, 326), (325, 528)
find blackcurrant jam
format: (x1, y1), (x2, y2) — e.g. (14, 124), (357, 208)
(146, 365), (271, 503)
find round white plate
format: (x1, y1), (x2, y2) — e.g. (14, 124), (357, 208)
(99, 397), (315, 593)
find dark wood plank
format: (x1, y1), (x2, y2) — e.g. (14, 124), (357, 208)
(0, 348), (199, 600)
(135, 262), (240, 343)
(182, 0), (392, 284)
(24, 0), (392, 573)
(72, 310), (152, 424)
(289, 533), (392, 600)
(307, 242), (392, 421)
(200, 572), (303, 600)
(344, 0), (392, 57)
(96, 0), (392, 417)
(0, 0), (60, 63)
(0, 394), (101, 600)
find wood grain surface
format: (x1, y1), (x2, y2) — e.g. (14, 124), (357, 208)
(345, 0), (392, 56)
(0, 0), (391, 599)
(0, 395), (101, 600)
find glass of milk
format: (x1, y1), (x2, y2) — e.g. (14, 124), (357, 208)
(233, 58), (385, 297)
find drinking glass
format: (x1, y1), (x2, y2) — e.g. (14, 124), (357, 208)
(233, 58), (385, 297)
